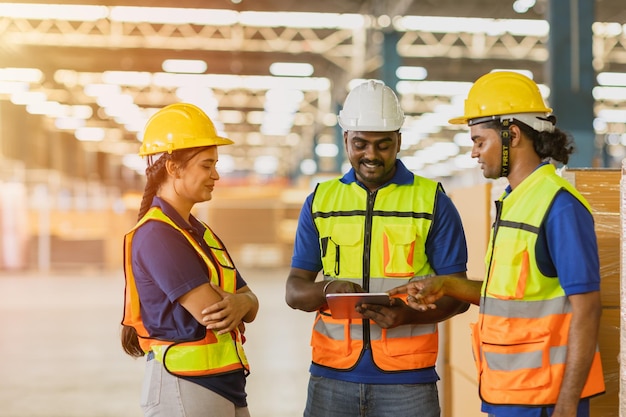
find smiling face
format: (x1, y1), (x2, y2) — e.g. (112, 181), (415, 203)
(344, 130), (401, 191)
(170, 146), (221, 204)
(470, 123), (504, 180)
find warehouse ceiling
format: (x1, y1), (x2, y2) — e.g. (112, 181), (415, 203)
(1, 0), (625, 190)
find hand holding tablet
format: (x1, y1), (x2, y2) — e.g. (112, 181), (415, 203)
(326, 292), (392, 319)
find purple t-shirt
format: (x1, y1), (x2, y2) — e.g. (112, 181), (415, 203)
(131, 196), (248, 406)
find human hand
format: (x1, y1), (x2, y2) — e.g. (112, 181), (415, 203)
(356, 296), (405, 328)
(387, 277), (445, 311)
(201, 283), (255, 335)
(324, 280), (365, 295)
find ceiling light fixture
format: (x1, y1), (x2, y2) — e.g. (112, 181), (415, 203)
(102, 71), (152, 87)
(10, 91), (47, 106)
(314, 143), (339, 158)
(269, 62), (314, 77)
(593, 86), (626, 100)
(162, 59), (208, 74)
(0, 67), (43, 83)
(0, 3), (108, 21)
(397, 16), (548, 37)
(109, 6), (237, 26)
(490, 68), (534, 79)
(512, 0), (536, 14)
(239, 11), (365, 29)
(26, 101), (62, 116)
(597, 72), (626, 86)
(55, 117), (85, 130)
(396, 66), (427, 81)
(0, 81), (29, 95)
(75, 127), (105, 142)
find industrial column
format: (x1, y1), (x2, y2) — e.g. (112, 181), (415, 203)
(546, 0), (596, 167)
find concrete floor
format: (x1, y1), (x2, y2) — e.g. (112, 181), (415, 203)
(0, 266), (311, 417)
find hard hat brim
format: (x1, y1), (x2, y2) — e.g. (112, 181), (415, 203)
(138, 136), (234, 156)
(448, 116), (468, 125)
(337, 116), (404, 132)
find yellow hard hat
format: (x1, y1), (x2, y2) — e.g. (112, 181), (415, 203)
(139, 103), (233, 156)
(449, 71), (552, 125)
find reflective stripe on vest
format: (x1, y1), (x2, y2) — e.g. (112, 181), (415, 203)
(122, 207), (249, 376)
(310, 177), (440, 372)
(475, 164), (604, 405)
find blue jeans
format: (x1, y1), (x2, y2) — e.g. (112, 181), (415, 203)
(303, 375), (440, 417)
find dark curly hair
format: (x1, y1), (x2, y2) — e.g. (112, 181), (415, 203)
(482, 116), (575, 164)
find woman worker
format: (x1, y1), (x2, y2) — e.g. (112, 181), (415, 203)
(120, 102), (259, 417)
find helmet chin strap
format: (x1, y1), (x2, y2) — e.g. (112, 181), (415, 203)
(500, 119), (511, 177)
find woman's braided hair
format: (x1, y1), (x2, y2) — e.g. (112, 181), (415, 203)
(136, 154), (169, 221)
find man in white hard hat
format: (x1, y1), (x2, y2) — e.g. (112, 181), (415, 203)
(285, 79), (470, 417)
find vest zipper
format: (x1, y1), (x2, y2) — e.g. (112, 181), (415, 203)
(362, 190), (377, 349)
(481, 199), (502, 328)
(476, 199), (503, 396)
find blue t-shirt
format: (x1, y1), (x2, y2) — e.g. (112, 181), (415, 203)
(291, 160), (469, 384)
(131, 196), (248, 406)
(481, 168), (600, 416)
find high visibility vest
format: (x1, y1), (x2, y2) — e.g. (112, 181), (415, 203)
(311, 176), (441, 372)
(122, 207), (249, 377)
(475, 164), (605, 405)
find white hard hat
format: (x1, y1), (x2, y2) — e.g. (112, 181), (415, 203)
(337, 79), (405, 132)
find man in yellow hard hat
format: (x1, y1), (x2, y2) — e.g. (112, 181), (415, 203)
(390, 71), (605, 417)
(285, 79), (470, 417)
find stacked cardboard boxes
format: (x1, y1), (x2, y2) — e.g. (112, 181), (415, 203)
(562, 168), (621, 416)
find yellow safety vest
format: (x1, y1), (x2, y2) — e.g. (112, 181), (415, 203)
(475, 164), (605, 405)
(311, 176), (440, 371)
(122, 207), (249, 377)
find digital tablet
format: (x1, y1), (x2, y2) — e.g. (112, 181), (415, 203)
(326, 292), (392, 319)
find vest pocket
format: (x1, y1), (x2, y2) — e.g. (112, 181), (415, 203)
(382, 225), (421, 277)
(320, 224), (362, 277)
(311, 314), (354, 364)
(486, 240), (529, 299)
(379, 325), (437, 357)
(479, 325), (551, 391)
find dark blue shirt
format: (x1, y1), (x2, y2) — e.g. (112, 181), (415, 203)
(291, 160), (468, 384)
(131, 196), (248, 406)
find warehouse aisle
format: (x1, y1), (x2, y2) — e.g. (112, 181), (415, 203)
(0, 266), (311, 417)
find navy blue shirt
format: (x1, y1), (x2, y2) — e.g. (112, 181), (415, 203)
(291, 160), (469, 384)
(131, 196), (248, 406)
